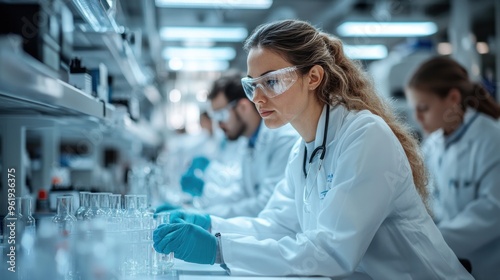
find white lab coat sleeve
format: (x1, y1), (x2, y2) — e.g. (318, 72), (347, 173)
(220, 117), (401, 277)
(421, 137), (444, 223)
(200, 179), (244, 205)
(204, 131), (298, 218)
(211, 177), (300, 240)
(438, 139), (500, 257)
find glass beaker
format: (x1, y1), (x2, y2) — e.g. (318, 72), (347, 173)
(52, 195), (77, 235)
(151, 212), (174, 274)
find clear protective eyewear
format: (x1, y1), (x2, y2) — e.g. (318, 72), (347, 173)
(241, 66), (303, 100)
(209, 100), (238, 123)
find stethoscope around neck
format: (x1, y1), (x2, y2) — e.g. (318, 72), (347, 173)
(302, 107), (329, 177)
(302, 107), (330, 212)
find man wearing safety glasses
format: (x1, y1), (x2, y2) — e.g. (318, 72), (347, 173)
(171, 72), (298, 218)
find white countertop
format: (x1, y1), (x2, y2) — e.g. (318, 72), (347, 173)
(130, 260), (330, 280)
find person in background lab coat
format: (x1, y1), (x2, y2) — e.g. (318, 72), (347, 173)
(406, 56), (500, 280)
(158, 72), (299, 218)
(152, 20), (472, 279)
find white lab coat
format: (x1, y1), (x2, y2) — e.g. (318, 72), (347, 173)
(211, 105), (472, 279)
(201, 122), (299, 218)
(423, 108), (500, 280)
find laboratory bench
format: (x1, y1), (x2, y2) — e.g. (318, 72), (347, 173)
(131, 259), (330, 280)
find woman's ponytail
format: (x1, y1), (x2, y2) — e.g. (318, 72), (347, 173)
(466, 83), (500, 119)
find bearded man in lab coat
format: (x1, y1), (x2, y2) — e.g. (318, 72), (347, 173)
(159, 72), (299, 218)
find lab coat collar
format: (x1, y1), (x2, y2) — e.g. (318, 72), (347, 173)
(442, 108), (479, 149)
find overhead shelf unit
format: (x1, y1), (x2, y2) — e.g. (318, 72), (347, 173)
(73, 30), (148, 90)
(0, 35), (160, 147)
(0, 36), (113, 120)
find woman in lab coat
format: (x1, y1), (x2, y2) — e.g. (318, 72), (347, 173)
(406, 56), (500, 280)
(153, 20), (472, 279)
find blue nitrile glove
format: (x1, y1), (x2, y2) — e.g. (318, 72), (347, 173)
(153, 223), (217, 265)
(169, 210), (211, 231)
(190, 156), (210, 172)
(154, 201), (181, 216)
(180, 170), (205, 196)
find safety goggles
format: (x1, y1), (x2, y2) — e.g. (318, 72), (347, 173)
(241, 66), (303, 100)
(209, 100), (238, 123)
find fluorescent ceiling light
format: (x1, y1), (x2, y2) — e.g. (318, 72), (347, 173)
(155, 0), (272, 9)
(163, 47), (236, 60)
(344, 45), (388, 60)
(168, 59), (230, 72)
(337, 22), (437, 37)
(160, 27), (248, 42)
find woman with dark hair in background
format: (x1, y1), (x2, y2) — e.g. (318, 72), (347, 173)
(406, 56), (500, 280)
(152, 20), (472, 279)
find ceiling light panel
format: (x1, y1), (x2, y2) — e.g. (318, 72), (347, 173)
(162, 47), (236, 60)
(160, 27), (248, 42)
(344, 45), (388, 60)
(337, 22), (438, 37)
(174, 60), (230, 71)
(155, 0), (272, 9)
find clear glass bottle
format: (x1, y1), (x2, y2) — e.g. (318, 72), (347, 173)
(123, 195), (141, 274)
(152, 212), (174, 274)
(52, 195), (77, 235)
(108, 194), (123, 232)
(20, 197), (36, 254)
(108, 194), (122, 217)
(83, 193), (99, 220)
(136, 195), (148, 215)
(124, 195), (141, 219)
(75, 192), (90, 220)
(96, 193), (110, 218)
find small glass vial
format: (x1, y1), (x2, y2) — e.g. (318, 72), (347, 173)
(52, 195), (77, 235)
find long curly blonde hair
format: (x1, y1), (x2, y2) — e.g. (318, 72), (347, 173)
(244, 19), (429, 209)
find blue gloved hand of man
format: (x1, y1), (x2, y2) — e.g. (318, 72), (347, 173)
(154, 202), (181, 216)
(169, 210), (211, 231)
(180, 170), (205, 197)
(153, 223), (217, 265)
(190, 156), (210, 171)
